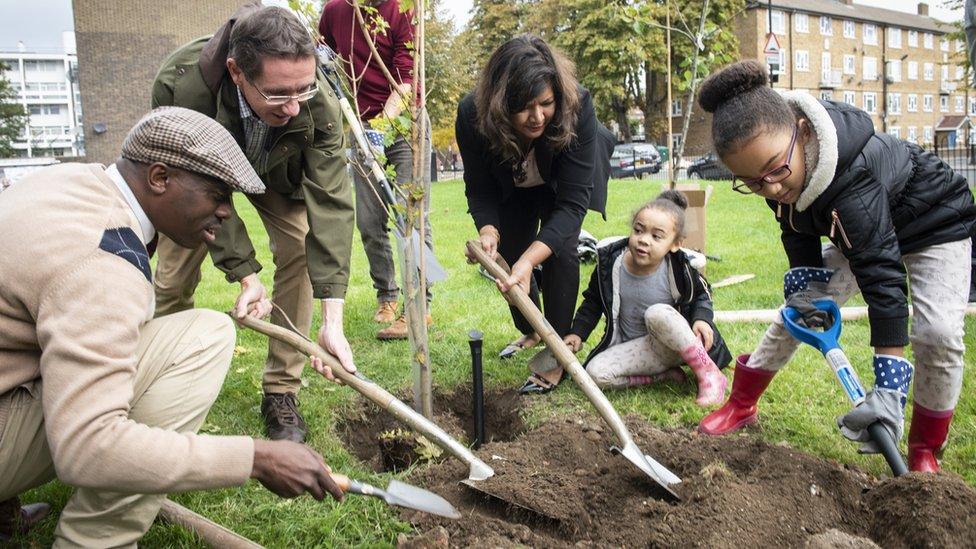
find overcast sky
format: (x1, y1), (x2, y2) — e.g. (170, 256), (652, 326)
(0, 0), (962, 53)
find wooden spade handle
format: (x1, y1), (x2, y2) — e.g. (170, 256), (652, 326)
(465, 240), (635, 448)
(158, 499), (264, 549)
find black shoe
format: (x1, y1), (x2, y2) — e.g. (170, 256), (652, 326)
(261, 392), (307, 442)
(0, 497), (51, 541)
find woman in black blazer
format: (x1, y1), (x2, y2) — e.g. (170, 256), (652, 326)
(457, 34), (613, 393)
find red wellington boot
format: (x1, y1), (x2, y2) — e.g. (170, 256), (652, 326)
(698, 354), (776, 435)
(907, 404), (954, 473)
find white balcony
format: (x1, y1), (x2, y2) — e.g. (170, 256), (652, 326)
(820, 69), (843, 88)
(940, 81), (957, 94)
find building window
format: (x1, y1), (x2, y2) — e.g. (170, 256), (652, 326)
(28, 104), (62, 115)
(820, 91), (833, 101)
(888, 28), (901, 49)
(821, 52), (832, 80)
(23, 60), (60, 72)
(863, 57), (877, 81)
(923, 126), (932, 143)
(941, 64), (949, 83)
(958, 66), (967, 81)
(907, 61), (918, 80)
(908, 30), (918, 47)
(887, 60), (901, 82)
(908, 127), (917, 142)
(864, 24), (877, 45)
(888, 127), (900, 139)
(958, 96), (966, 113)
(843, 90), (856, 105)
(888, 93), (901, 114)
(843, 20), (855, 39)
(795, 13), (809, 33)
(820, 16), (832, 35)
(864, 92), (877, 113)
(923, 32), (933, 49)
(908, 94), (918, 112)
(923, 63), (934, 81)
(958, 39), (966, 52)
(843, 54), (856, 75)
(940, 95), (949, 113)
(970, 97), (976, 115)
(671, 99), (682, 116)
(923, 95), (933, 112)
(768, 9), (785, 34)
(940, 37), (949, 52)
(795, 50), (810, 72)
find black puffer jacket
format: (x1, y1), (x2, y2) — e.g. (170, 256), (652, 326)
(771, 93), (976, 347)
(569, 238), (733, 369)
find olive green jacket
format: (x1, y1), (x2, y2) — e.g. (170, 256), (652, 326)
(151, 34), (353, 299)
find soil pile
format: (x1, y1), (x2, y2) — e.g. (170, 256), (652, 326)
(394, 416), (976, 548)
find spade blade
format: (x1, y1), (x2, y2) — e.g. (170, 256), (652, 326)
(384, 480), (461, 519)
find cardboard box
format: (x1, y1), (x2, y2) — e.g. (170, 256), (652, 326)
(674, 183), (712, 257)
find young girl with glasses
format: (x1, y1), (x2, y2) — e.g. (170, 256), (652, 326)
(695, 60), (975, 473)
(564, 190), (732, 406)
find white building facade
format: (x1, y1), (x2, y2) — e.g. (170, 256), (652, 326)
(1, 32), (84, 158)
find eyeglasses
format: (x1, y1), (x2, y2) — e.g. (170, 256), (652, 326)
(248, 79), (319, 106)
(731, 125), (798, 195)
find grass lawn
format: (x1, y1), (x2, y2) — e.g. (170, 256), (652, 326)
(20, 177), (976, 547)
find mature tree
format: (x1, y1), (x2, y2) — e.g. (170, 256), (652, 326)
(0, 62), (27, 158)
(467, 0), (530, 66)
(425, 0), (476, 134)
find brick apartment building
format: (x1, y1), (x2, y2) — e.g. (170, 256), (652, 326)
(672, 0), (971, 156)
(72, 0), (246, 164)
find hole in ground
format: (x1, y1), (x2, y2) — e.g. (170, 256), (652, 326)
(338, 386), (526, 473)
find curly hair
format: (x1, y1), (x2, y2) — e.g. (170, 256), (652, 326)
(473, 34), (580, 165)
(697, 60), (795, 156)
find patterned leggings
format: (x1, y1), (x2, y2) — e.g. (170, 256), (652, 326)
(587, 304), (698, 389)
(749, 240), (971, 411)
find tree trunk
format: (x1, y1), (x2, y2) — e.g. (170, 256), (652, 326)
(408, 1), (433, 418)
(674, 0), (711, 172)
(614, 98), (631, 142)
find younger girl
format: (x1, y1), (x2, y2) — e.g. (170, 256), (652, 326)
(696, 60), (975, 473)
(564, 190), (732, 406)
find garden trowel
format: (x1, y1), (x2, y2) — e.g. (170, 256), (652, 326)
(333, 474), (460, 519)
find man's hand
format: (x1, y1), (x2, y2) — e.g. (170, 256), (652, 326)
(563, 334), (582, 353)
(692, 320), (714, 351)
(233, 273), (272, 319)
(251, 439), (344, 501)
(314, 300), (356, 382)
(466, 225), (499, 263)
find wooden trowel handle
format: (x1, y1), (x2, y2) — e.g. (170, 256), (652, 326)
(331, 473), (351, 492)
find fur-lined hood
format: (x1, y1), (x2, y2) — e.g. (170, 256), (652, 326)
(781, 91), (874, 212)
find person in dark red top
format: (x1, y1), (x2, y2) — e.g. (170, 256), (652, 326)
(319, 0), (434, 340)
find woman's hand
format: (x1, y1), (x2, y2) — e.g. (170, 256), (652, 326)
(692, 320), (714, 351)
(563, 334), (582, 353)
(466, 225), (500, 263)
(497, 258), (533, 295)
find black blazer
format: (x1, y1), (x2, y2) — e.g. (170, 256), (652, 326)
(455, 87), (612, 255)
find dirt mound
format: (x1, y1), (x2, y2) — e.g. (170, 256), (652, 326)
(394, 416), (976, 548)
(338, 387), (525, 473)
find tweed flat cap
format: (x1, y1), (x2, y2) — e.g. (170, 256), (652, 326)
(122, 106), (264, 194)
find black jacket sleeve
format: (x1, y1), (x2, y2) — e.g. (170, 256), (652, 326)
(831, 168), (909, 347)
(570, 267), (603, 341)
(456, 95), (502, 232)
(687, 267), (716, 325)
(536, 91), (597, 255)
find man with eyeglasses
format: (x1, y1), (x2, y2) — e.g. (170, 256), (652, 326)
(151, 3), (356, 443)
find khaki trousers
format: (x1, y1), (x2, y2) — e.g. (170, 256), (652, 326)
(0, 310), (236, 548)
(154, 189), (312, 394)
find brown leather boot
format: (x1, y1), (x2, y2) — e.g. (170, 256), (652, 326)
(261, 392), (307, 442)
(373, 301), (398, 323)
(377, 313), (434, 340)
(0, 497), (51, 541)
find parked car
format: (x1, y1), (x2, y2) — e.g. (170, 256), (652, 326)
(610, 143), (662, 179)
(686, 153), (733, 180)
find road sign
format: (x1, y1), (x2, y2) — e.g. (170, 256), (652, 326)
(763, 32), (781, 55)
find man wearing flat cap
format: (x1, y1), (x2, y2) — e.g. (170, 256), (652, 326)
(0, 107), (346, 546)
(152, 3), (356, 443)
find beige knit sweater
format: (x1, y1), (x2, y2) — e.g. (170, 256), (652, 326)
(0, 163), (253, 493)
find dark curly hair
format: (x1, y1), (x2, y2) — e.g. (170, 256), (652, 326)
(697, 60), (795, 156)
(473, 34), (580, 165)
(634, 189), (689, 239)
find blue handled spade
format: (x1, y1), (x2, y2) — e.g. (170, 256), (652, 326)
(782, 299), (908, 476)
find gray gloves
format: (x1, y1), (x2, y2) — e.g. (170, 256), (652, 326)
(838, 355), (914, 453)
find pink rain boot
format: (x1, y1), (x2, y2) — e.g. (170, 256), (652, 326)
(681, 344), (727, 407)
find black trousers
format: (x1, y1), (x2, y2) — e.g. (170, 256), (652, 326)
(496, 186), (580, 337)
